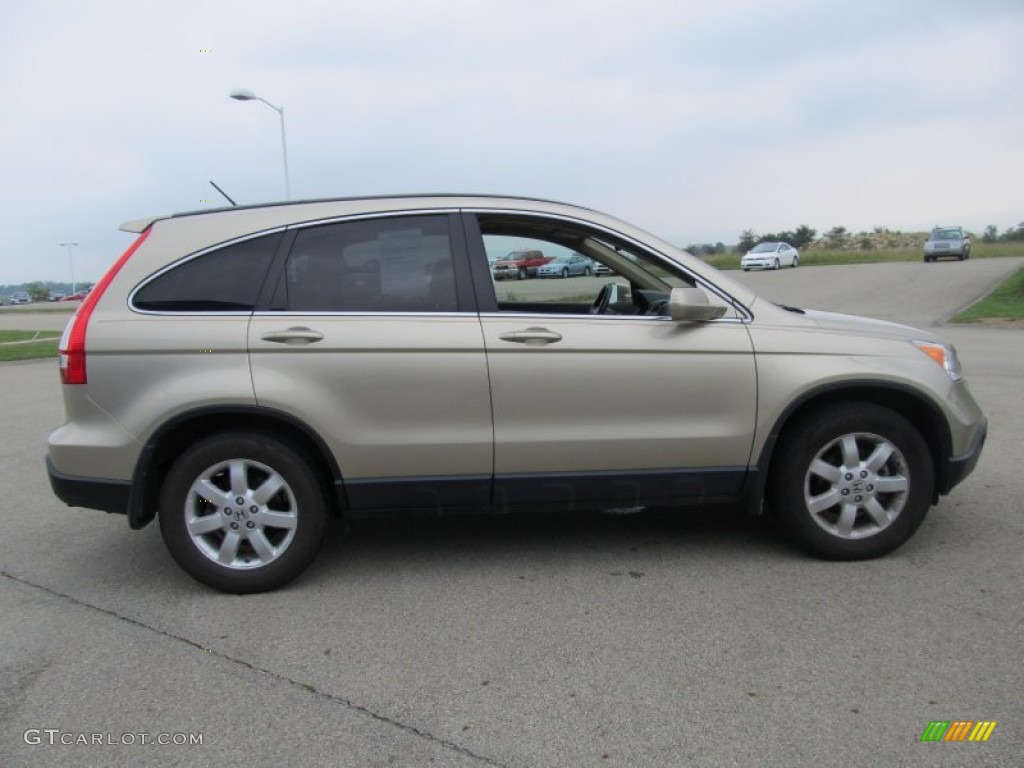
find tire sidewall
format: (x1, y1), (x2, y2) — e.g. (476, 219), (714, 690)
(158, 432), (327, 593)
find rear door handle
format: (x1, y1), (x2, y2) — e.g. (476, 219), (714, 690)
(498, 327), (563, 346)
(260, 327), (325, 345)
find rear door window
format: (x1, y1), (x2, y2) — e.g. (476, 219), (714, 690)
(273, 215), (459, 312)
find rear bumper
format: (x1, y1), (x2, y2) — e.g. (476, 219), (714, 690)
(46, 454), (130, 515)
(940, 418), (987, 495)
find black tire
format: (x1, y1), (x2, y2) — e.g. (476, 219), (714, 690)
(158, 432), (327, 593)
(773, 258), (780, 270)
(561, 268), (569, 278)
(769, 403), (934, 560)
(923, 255), (931, 263)
(518, 267), (528, 280)
(791, 256), (799, 268)
(584, 266), (592, 276)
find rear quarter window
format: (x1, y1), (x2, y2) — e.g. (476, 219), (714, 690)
(132, 232), (282, 312)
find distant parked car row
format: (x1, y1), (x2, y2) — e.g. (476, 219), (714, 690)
(491, 251), (601, 280)
(0, 288), (91, 305)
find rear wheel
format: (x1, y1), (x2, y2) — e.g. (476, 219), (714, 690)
(584, 266), (592, 276)
(769, 403), (933, 560)
(791, 256), (799, 268)
(561, 268), (569, 278)
(158, 432), (327, 593)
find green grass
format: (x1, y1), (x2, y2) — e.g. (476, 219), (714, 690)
(0, 330), (61, 343)
(704, 242), (1024, 271)
(0, 339), (59, 361)
(951, 267), (1024, 323)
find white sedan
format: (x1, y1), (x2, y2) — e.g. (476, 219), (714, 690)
(741, 242), (799, 271)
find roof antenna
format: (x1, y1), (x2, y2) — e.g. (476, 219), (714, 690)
(209, 180), (237, 207)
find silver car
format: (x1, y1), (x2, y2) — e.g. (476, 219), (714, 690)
(924, 227), (970, 262)
(47, 194), (986, 592)
(536, 253), (595, 278)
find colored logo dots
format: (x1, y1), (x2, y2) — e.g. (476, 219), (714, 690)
(199, 49), (213, 53)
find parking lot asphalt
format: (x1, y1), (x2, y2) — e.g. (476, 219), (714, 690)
(2, 259), (1022, 766)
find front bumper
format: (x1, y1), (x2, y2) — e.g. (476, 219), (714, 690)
(925, 247), (967, 258)
(939, 417), (987, 495)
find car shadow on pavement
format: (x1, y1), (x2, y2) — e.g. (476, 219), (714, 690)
(310, 505), (793, 581)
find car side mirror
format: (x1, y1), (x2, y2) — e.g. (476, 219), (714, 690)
(669, 286), (728, 322)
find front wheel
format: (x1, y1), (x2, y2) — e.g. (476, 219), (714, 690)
(584, 266), (592, 276)
(158, 432), (327, 593)
(518, 267), (528, 280)
(769, 403), (934, 560)
(773, 258), (780, 270)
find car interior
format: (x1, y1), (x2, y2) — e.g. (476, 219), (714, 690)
(479, 216), (697, 317)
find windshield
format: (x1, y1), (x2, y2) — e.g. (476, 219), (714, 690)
(750, 243), (777, 253)
(931, 229), (962, 241)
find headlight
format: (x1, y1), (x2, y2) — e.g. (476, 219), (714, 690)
(912, 340), (964, 381)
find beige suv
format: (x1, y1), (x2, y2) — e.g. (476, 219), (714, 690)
(46, 195), (987, 592)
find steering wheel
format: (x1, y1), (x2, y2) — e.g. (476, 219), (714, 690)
(590, 282), (619, 315)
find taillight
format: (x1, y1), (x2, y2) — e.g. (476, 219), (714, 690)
(59, 229), (152, 385)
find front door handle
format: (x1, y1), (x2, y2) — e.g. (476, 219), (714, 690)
(498, 327), (563, 346)
(260, 327), (325, 345)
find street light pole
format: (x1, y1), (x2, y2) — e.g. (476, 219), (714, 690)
(229, 88), (291, 200)
(60, 242), (78, 295)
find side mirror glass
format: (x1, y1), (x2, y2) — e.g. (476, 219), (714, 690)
(669, 286), (728, 322)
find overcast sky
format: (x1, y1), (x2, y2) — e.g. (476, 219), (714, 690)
(1, 0), (1021, 285)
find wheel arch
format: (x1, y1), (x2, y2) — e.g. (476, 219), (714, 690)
(754, 382), (952, 506)
(128, 405), (345, 529)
